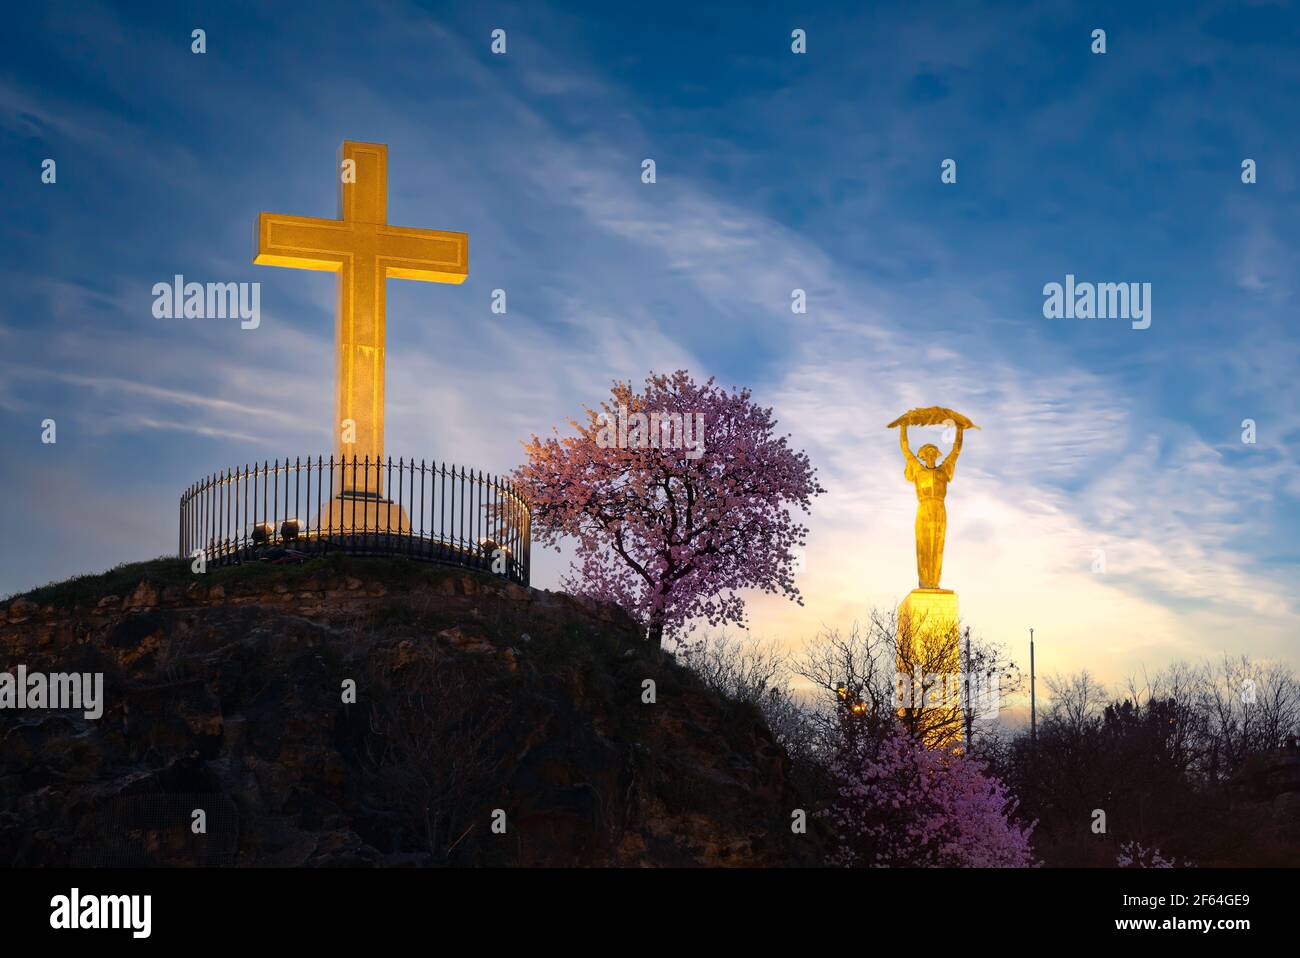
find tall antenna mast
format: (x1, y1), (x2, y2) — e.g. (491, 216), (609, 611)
(963, 626), (973, 746)
(1029, 628), (1037, 749)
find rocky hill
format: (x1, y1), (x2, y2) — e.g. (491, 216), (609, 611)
(0, 556), (820, 867)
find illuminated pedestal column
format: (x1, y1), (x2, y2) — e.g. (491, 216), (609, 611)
(897, 588), (958, 638)
(896, 588), (962, 745)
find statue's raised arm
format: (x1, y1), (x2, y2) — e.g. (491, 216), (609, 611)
(940, 423), (964, 479)
(899, 422), (920, 476)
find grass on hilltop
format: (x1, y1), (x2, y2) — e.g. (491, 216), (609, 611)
(5, 553), (494, 609)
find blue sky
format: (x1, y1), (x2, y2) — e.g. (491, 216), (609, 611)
(2, 0), (1297, 684)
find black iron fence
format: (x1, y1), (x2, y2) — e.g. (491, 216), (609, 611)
(178, 456), (531, 585)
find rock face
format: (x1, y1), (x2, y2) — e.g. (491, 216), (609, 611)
(0, 556), (817, 867)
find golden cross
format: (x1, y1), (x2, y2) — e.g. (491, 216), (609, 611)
(254, 141), (467, 490)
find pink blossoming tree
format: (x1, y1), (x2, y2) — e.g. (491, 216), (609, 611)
(828, 716), (1037, 867)
(511, 371), (824, 645)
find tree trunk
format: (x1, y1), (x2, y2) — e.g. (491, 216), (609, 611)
(647, 620), (665, 647)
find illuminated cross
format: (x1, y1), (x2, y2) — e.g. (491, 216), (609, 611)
(254, 140), (467, 497)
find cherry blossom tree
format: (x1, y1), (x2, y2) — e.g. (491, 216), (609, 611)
(827, 714), (1037, 867)
(511, 371), (824, 645)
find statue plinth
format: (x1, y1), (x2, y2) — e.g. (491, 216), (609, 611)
(897, 588), (958, 636)
(899, 587), (961, 670)
(897, 588), (960, 673)
(896, 588), (962, 744)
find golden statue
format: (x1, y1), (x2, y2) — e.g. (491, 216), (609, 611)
(887, 407), (977, 589)
(888, 407), (978, 747)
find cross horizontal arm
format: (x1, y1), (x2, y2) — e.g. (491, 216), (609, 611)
(376, 225), (468, 284)
(254, 212), (353, 271)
